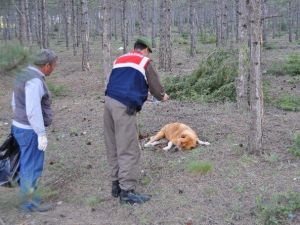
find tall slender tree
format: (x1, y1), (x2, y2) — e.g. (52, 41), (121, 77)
(248, 0), (263, 155)
(101, 0), (111, 87)
(81, 0), (90, 71)
(190, 0), (197, 56)
(236, 0), (250, 111)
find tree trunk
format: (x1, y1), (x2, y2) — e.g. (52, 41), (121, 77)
(295, 1), (299, 40)
(63, 0), (70, 49)
(41, 0), (48, 48)
(190, 0), (196, 56)
(159, 0), (172, 71)
(288, 0), (292, 42)
(262, 0), (268, 44)
(81, 0), (90, 71)
(215, 0), (222, 46)
(236, 0), (249, 111)
(101, 0), (112, 87)
(121, 0), (128, 53)
(24, 0), (32, 46)
(17, 0), (26, 45)
(139, 0), (147, 36)
(71, 0), (77, 56)
(235, 0), (239, 43)
(151, 0), (157, 49)
(248, 0), (263, 155)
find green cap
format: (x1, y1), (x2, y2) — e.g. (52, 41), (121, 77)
(135, 37), (152, 53)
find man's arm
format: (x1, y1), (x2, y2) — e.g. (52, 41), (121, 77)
(145, 61), (167, 101)
(25, 78), (46, 136)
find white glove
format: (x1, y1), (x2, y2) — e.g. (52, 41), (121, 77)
(38, 135), (48, 151)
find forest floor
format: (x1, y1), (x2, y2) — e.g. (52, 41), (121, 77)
(0, 36), (300, 225)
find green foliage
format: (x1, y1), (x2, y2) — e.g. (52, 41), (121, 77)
(275, 94), (300, 111)
(186, 161), (213, 174)
(283, 53), (300, 76)
(263, 80), (272, 105)
(85, 196), (104, 207)
(288, 132), (300, 157)
(0, 41), (33, 75)
(256, 191), (300, 225)
(263, 42), (277, 50)
(268, 53), (300, 76)
(164, 49), (238, 102)
(47, 81), (69, 97)
(199, 33), (217, 44)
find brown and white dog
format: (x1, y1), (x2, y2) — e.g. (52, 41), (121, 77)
(144, 122), (210, 151)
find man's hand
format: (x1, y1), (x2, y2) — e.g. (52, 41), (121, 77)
(38, 135), (48, 151)
(162, 93), (169, 102)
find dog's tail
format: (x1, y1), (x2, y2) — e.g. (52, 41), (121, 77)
(197, 139), (210, 146)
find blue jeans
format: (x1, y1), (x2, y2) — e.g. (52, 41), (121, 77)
(11, 126), (44, 209)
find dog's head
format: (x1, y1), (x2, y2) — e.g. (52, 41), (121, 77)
(178, 131), (198, 150)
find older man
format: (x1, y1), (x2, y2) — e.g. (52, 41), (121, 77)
(11, 49), (58, 212)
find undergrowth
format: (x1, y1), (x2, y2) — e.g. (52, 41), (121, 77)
(164, 49), (238, 102)
(0, 41), (33, 75)
(268, 53), (300, 76)
(288, 132), (300, 157)
(275, 94), (300, 111)
(256, 191), (300, 225)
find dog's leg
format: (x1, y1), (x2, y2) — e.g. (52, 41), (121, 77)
(144, 140), (161, 147)
(163, 141), (173, 151)
(198, 139), (210, 146)
(144, 130), (165, 147)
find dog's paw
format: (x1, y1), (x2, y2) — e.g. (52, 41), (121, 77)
(144, 142), (152, 147)
(198, 140), (210, 146)
(163, 146), (169, 151)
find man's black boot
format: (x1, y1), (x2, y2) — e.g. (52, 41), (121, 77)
(119, 189), (151, 205)
(112, 180), (121, 198)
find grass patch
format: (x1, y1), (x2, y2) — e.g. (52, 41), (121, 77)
(263, 153), (279, 164)
(139, 176), (151, 186)
(85, 196), (104, 207)
(256, 191), (300, 225)
(47, 81), (69, 97)
(275, 94), (300, 111)
(37, 186), (59, 201)
(263, 42), (277, 50)
(164, 48), (237, 102)
(288, 132), (300, 157)
(263, 80), (272, 105)
(268, 52), (300, 76)
(287, 76), (300, 85)
(185, 160), (213, 174)
(199, 32), (216, 44)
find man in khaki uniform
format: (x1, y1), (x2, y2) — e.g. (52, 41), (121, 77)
(104, 37), (169, 204)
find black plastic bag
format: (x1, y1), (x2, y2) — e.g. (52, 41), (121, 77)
(0, 134), (20, 187)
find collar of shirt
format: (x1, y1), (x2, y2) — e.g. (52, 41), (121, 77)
(28, 65), (45, 78)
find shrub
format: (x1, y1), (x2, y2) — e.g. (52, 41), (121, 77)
(275, 94), (300, 111)
(288, 132), (300, 157)
(0, 41), (33, 75)
(199, 33), (216, 44)
(256, 191), (300, 225)
(164, 49), (238, 102)
(186, 161), (213, 174)
(268, 53), (300, 76)
(263, 42), (277, 50)
(47, 81), (69, 97)
(283, 53), (300, 76)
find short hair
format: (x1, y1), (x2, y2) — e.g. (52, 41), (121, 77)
(134, 42), (148, 51)
(34, 49), (58, 66)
